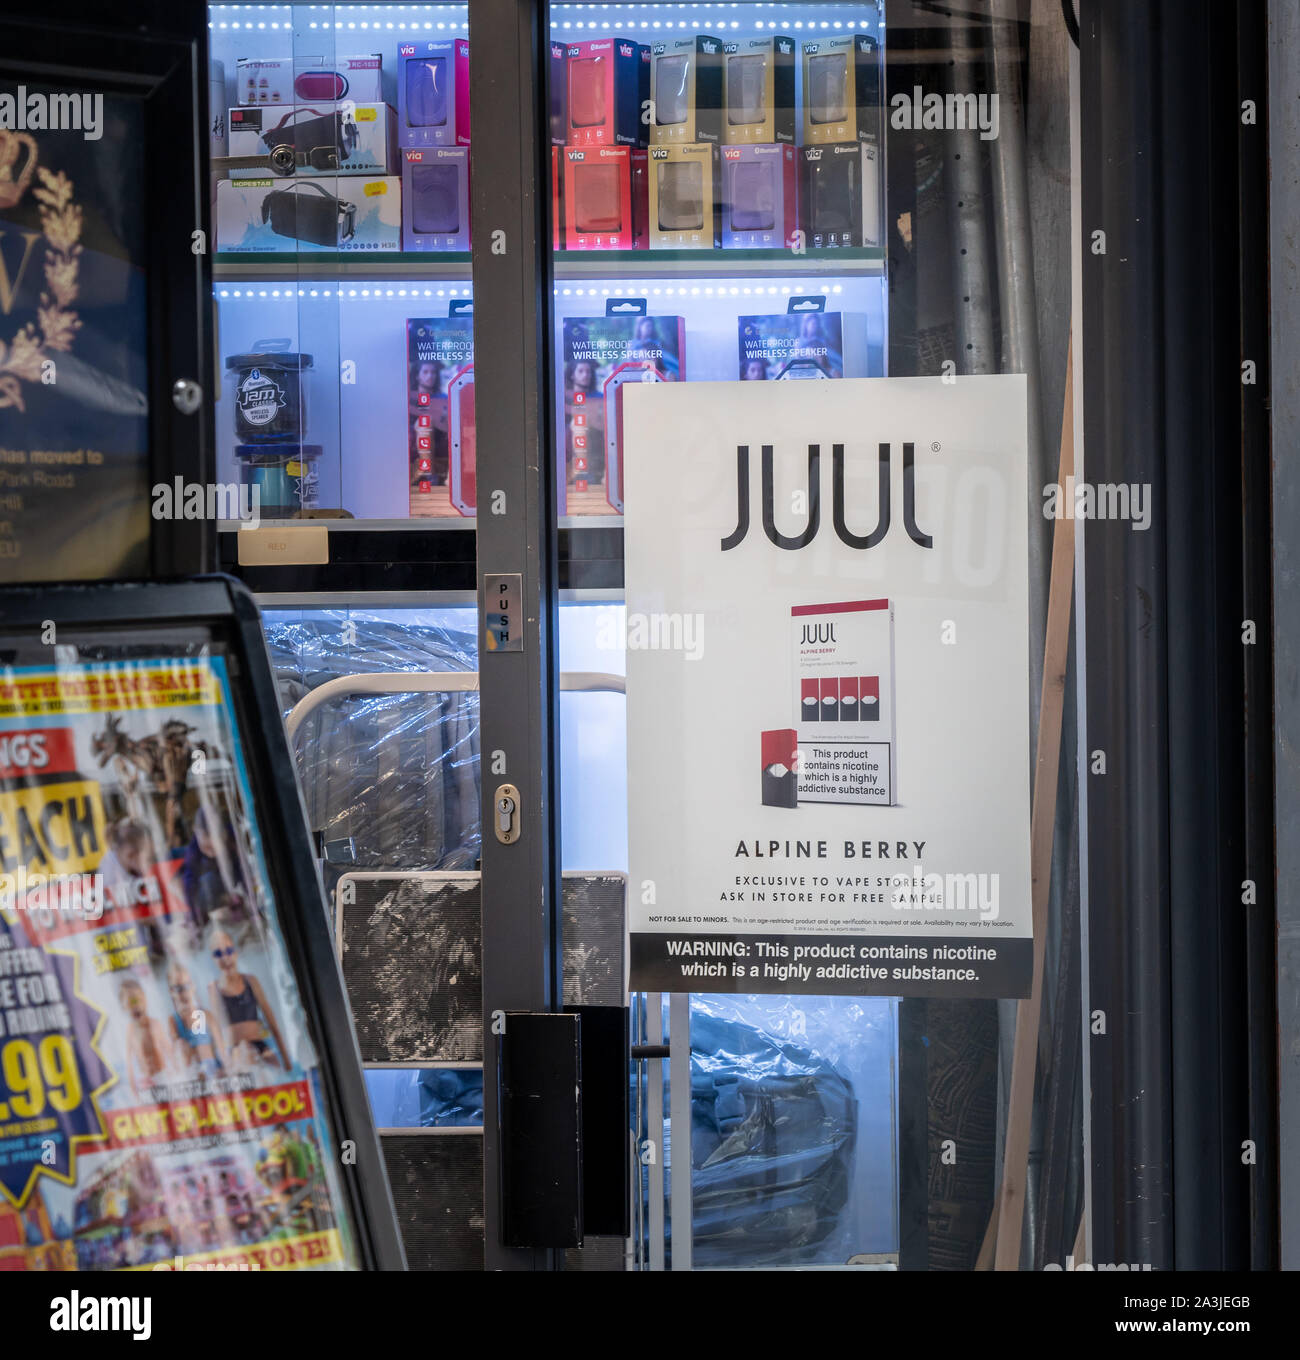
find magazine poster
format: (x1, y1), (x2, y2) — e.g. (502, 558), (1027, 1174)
(0, 655), (359, 1271)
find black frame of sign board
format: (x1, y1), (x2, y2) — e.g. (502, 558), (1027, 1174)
(0, 575), (407, 1271)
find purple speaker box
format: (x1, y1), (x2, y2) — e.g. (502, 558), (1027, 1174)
(397, 39), (470, 148)
(720, 143), (797, 248)
(402, 146), (470, 250)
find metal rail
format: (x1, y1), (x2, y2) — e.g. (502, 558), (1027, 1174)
(284, 669), (626, 742)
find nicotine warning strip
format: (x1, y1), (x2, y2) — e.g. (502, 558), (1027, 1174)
(631, 933), (1033, 999)
(622, 377), (1032, 998)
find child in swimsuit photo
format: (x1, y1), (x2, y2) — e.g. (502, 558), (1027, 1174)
(207, 927), (291, 1074)
(165, 962), (226, 1080)
(119, 977), (171, 1096)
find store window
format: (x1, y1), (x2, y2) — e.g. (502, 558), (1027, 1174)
(210, 4), (474, 528)
(0, 0), (1282, 1285)
(194, 0), (1277, 1276)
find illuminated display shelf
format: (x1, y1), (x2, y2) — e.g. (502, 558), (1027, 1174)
(213, 246), (882, 281)
(213, 253), (474, 280)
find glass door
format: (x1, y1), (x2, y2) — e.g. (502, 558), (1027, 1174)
(208, 1), (495, 1268)
(545, 0), (1072, 1272)
(199, 0), (1277, 1277)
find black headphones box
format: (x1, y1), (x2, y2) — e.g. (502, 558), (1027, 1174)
(229, 103), (396, 177)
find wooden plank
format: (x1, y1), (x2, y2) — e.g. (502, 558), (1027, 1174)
(994, 336), (1076, 1269)
(975, 1198), (999, 1271)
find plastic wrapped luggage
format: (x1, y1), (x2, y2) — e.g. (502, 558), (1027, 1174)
(262, 611), (480, 879)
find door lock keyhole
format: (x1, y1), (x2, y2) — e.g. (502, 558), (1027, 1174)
(494, 784), (520, 844)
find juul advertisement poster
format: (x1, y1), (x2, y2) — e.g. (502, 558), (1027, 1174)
(0, 656), (360, 1271)
(623, 376), (1031, 998)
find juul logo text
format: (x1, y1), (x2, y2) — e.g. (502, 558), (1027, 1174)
(722, 443), (933, 552)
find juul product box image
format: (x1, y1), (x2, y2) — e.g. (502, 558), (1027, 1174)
(235, 53), (384, 106)
(737, 299), (868, 380)
(228, 103), (396, 177)
(402, 147), (470, 250)
(560, 302), (685, 515)
(648, 143), (717, 249)
(722, 35), (796, 145)
(407, 306), (475, 518)
(649, 35), (723, 145)
(720, 144), (797, 249)
(760, 729), (799, 809)
(563, 146), (648, 250)
(801, 33), (882, 145)
(800, 141), (882, 249)
(791, 598), (896, 806)
(398, 39), (470, 147)
(216, 176), (402, 252)
(566, 37), (648, 147)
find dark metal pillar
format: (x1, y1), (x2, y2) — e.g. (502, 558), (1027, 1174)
(469, 0), (563, 1270)
(1080, 0), (1274, 1270)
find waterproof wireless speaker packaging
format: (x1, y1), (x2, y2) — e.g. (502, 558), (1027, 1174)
(720, 144), (797, 249)
(649, 36), (722, 146)
(407, 307), (475, 514)
(791, 599), (896, 806)
(737, 297), (867, 380)
(228, 103), (396, 177)
(721, 36), (796, 145)
(560, 301), (685, 514)
(216, 176), (401, 252)
(402, 147), (470, 250)
(398, 39), (470, 147)
(563, 146), (648, 250)
(235, 55), (383, 107)
(801, 33), (882, 146)
(648, 143), (717, 249)
(799, 142), (882, 249)
(565, 38), (649, 148)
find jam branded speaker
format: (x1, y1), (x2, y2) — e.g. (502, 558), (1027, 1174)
(261, 180), (357, 246)
(259, 106), (359, 175)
